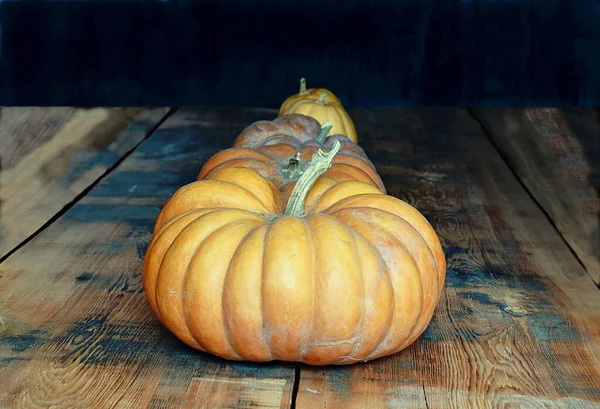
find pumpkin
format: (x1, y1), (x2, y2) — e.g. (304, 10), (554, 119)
(143, 141), (446, 365)
(278, 78), (342, 116)
(280, 91), (358, 144)
(198, 114), (385, 192)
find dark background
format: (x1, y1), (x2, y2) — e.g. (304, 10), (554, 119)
(1, 0), (599, 107)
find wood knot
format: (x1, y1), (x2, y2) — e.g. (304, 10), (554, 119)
(503, 305), (529, 317)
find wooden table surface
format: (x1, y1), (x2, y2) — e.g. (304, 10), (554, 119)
(1, 107), (599, 409)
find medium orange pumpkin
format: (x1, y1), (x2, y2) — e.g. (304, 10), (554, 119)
(278, 78), (343, 116)
(198, 114), (385, 192)
(143, 142), (446, 365)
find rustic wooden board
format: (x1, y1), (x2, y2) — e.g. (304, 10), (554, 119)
(0, 107), (296, 409)
(0, 107), (170, 259)
(471, 108), (600, 284)
(2, 107), (598, 409)
(295, 108), (600, 409)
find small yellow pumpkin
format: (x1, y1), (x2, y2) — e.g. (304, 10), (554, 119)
(280, 92), (358, 144)
(278, 78), (342, 116)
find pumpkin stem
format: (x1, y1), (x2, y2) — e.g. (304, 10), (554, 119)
(315, 122), (333, 143)
(283, 152), (303, 178)
(284, 140), (341, 217)
(316, 92), (328, 104)
(299, 78), (308, 95)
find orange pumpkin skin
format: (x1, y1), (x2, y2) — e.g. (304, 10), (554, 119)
(278, 78), (343, 116)
(198, 115), (385, 192)
(280, 93), (358, 144)
(143, 163), (446, 365)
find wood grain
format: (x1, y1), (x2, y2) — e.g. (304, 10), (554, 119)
(0, 107), (170, 259)
(182, 376), (289, 409)
(295, 108), (600, 409)
(472, 107), (600, 284)
(0, 107), (295, 409)
(2, 107), (598, 408)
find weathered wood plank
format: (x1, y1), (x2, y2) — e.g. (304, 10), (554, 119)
(472, 107), (600, 284)
(2, 107), (598, 408)
(0, 108), (296, 409)
(181, 376), (290, 409)
(0, 107), (170, 259)
(295, 108), (600, 409)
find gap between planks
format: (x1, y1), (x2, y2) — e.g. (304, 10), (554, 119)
(466, 109), (587, 269)
(0, 107), (177, 264)
(467, 108), (600, 289)
(290, 365), (302, 409)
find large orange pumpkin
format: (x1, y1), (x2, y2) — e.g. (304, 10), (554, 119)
(143, 142), (446, 365)
(198, 114), (385, 192)
(278, 78), (343, 116)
